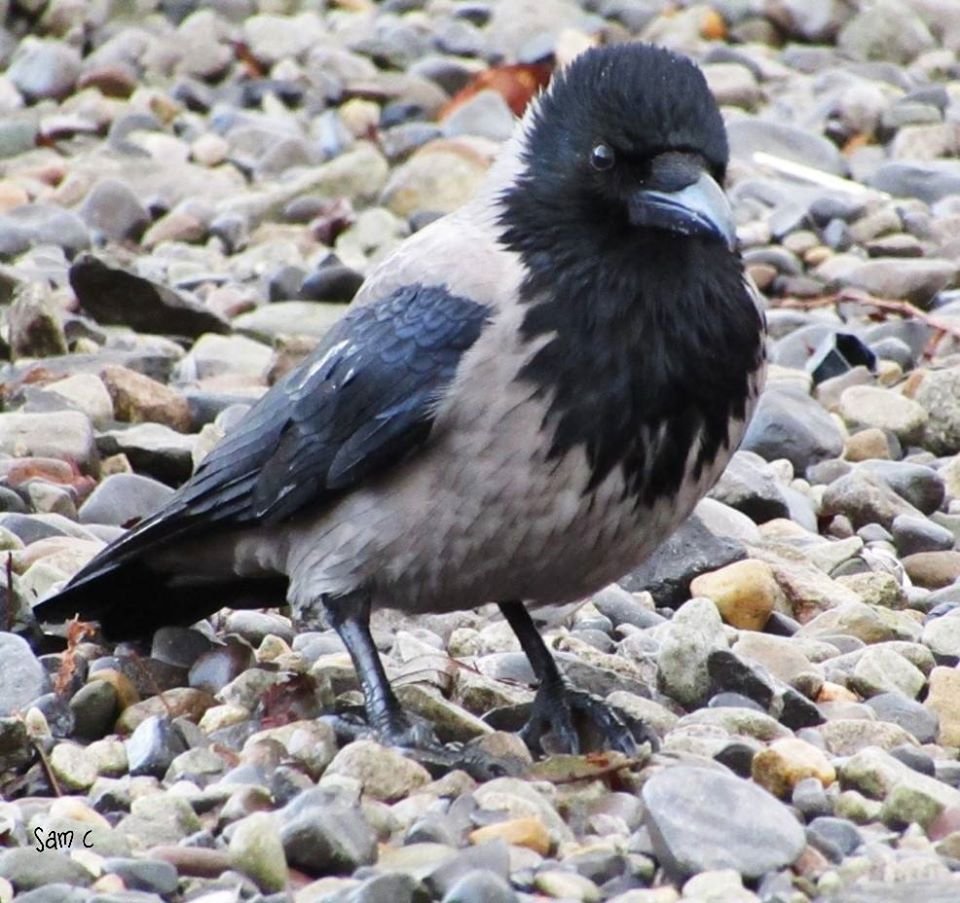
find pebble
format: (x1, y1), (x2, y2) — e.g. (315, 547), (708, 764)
(656, 597), (728, 707)
(3, 3), (960, 899)
(227, 812), (288, 893)
(751, 737), (837, 798)
(325, 740), (432, 802)
(689, 559), (781, 631)
(0, 633), (47, 716)
(641, 766), (806, 880)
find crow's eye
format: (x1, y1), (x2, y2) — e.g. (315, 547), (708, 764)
(590, 143), (615, 171)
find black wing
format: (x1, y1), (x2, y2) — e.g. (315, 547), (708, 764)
(39, 283), (490, 602)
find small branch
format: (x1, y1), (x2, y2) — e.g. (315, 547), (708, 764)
(775, 289), (960, 361)
(2, 553), (11, 632)
(33, 739), (62, 797)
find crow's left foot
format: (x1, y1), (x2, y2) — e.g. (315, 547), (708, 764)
(520, 681), (638, 756)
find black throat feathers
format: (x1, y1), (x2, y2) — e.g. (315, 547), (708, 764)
(500, 202), (765, 508)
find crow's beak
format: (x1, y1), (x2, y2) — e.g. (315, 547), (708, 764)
(628, 171), (736, 251)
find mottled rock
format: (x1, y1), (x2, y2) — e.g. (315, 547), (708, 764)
(325, 740), (431, 802)
(228, 811), (288, 893)
(657, 597), (728, 707)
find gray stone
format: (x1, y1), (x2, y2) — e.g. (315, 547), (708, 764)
(223, 610), (295, 646)
(280, 802), (377, 875)
(922, 609), (960, 660)
(727, 118), (846, 175)
(69, 679), (118, 740)
(232, 301), (344, 342)
(834, 258), (957, 308)
(0, 204), (90, 259)
(708, 450), (789, 523)
(913, 369), (960, 456)
(892, 514), (955, 556)
(0, 632), (47, 716)
(79, 179), (151, 243)
(821, 470), (922, 530)
(443, 90), (516, 142)
(870, 161), (960, 204)
(641, 765), (805, 880)
(858, 461), (945, 515)
(8, 282), (67, 359)
(8, 39), (81, 101)
(837, 0), (936, 63)
(101, 858), (178, 895)
(657, 597), (728, 708)
(0, 849), (93, 891)
(741, 386), (844, 473)
(228, 811), (288, 893)
(79, 473), (175, 527)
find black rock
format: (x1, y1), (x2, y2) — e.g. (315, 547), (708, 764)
(620, 513), (745, 608)
(300, 264), (365, 303)
(805, 332), (877, 384)
(891, 514), (956, 556)
(713, 741), (757, 779)
(778, 688), (824, 730)
(343, 872), (423, 903)
(69, 254), (230, 338)
(707, 649), (776, 709)
(126, 715), (187, 778)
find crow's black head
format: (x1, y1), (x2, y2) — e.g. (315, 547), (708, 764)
(500, 42), (734, 254)
(501, 43), (763, 507)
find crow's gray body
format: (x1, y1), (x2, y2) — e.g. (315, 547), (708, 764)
(35, 43), (766, 753)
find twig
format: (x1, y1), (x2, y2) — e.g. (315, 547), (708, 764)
(751, 152), (888, 199)
(776, 289), (960, 360)
(33, 739), (62, 797)
(2, 552), (11, 632)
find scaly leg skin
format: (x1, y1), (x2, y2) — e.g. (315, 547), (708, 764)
(499, 600), (638, 756)
(323, 592), (436, 749)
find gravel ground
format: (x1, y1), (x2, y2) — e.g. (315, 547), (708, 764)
(2, 0), (960, 901)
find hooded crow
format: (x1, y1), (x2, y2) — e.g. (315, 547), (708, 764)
(34, 42), (766, 754)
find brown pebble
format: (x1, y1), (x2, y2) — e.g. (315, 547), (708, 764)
(844, 427), (893, 462)
(468, 816), (552, 855)
(147, 845), (231, 877)
(100, 364), (192, 433)
(902, 551), (960, 589)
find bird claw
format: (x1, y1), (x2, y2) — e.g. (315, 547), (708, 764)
(519, 683), (638, 756)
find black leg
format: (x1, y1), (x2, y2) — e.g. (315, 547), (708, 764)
(323, 593), (434, 748)
(499, 601), (638, 756)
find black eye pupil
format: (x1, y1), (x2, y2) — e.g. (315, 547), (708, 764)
(591, 143), (615, 170)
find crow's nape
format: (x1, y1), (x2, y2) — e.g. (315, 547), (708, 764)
(33, 561), (290, 641)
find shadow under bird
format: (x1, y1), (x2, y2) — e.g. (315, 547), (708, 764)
(35, 42), (766, 755)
